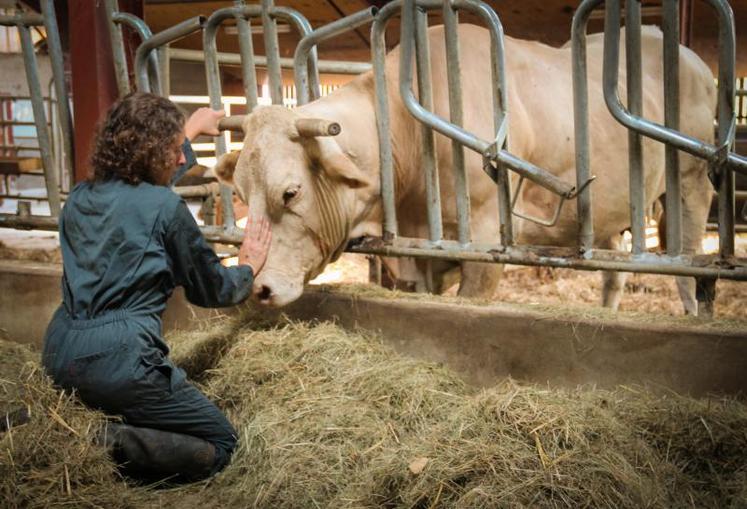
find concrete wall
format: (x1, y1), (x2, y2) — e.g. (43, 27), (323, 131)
(1, 259), (745, 397)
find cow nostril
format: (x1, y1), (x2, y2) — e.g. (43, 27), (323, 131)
(256, 285), (272, 302)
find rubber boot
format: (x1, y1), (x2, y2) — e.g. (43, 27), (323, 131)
(97, 423), (216, 483)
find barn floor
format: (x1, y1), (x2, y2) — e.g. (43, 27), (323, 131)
(1, 314), (746, 508)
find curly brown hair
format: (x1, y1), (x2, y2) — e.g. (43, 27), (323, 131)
(90, 92), (185, 185)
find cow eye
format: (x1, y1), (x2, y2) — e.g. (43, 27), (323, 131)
(283, 187), (299, 205)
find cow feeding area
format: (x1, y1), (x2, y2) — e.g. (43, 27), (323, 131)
(1, 308), (746, 509)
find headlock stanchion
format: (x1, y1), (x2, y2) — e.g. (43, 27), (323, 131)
(105, 0), (160, 96)
(293, 6), (377, 106)
(2, 1), (747, 289)
(601, 0), (747, 262)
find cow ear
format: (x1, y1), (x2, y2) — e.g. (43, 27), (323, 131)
(315, 138), (371, 189)
(213, 151), (241, 187)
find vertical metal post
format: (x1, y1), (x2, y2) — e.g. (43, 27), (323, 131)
(662, 0), (682, 255)
(709, 0), (736, 258)
(235, 7), (259, 110)
(158, 45), (170, 97)
(41, 0), (75, 192)
(442, 1), (471, 244)
(271, 7), (321, 101)
(572, 0), (603, 253)
(204, 12), (235, 228)
(626, 0), (646, 255)
(261, 0), (284, 105)
(104, 0), (131, 97)
(371, 8), (397, 240)
(19, 23), (60, 216)
(414, 8), (442, 242)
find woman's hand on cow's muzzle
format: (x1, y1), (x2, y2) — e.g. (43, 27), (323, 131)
(239, 215), (272, 276)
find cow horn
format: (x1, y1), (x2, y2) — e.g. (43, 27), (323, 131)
(295, 118), (341, 137)
(218, 115), (247, 132)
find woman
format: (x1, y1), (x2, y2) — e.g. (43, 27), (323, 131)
(42, 92), (270, 482)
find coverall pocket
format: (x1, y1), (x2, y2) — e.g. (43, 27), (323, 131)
(138, 349), (176, 397)
(70, 341), (144, 411)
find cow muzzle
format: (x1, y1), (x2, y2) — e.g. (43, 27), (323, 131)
(251, 272), (304, 308)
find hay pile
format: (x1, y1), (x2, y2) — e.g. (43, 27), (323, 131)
(2, 312), (746, 508)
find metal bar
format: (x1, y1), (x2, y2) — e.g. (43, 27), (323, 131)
(571, 0), (602, 252)
(453, 0), (512, 245)
(708, 0), (737, 258)
(601, 0), (747, 176)
(0, 13), (43, 26)
(1, 211), (746, 280)
(370, 2), (399, 239)
(270, 6), (320, 98)
(0, 145), (43, 152)
(626, 0), (646, 255)
(662, 0), (682, 255)
(708, 222), (747, 233)
(294, 6), (377, 106)
(114, 12), (162, 95)
(442, 0), (470, 243)
(18, 23), (60, 217)
(42, 0), (75, 190)
(169, 47), (371, 74)
(205, 7), (253, 229)
(347, 237), (747, 280)
(105, 0), (131, 96)
(0, 120), (50, 126)
(414, 7), (442, 242)
(158, 45), (171, 96)
(173, 181), (220, 198)
(234, 5), (259, 110)
(135, 16), (205, 93)
(398, 1), (576, 199)
(0, 214), (58, 230)
(261, 0), (284, 105)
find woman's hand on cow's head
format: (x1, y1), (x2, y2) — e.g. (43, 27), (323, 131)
(239, 215), (272, 276)
(185, 107), (226, 140)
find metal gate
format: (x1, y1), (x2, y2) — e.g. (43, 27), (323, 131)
(1, 0), (745, 288)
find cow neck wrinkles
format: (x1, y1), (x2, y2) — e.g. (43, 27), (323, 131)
(309, 169), (351, 267)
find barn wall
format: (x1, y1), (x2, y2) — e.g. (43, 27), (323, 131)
(0, 54), (54, 97)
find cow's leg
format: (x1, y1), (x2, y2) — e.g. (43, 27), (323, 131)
(414, 258), (460, 294)
(678, 157), (713, 317)
(600, 234), (629, 310)
(457, 262), (503, 298)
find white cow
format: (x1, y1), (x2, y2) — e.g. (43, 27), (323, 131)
(215, 24), (716, 313)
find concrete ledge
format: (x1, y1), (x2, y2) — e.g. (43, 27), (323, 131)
(278, 290), (747, 397)
(2, 259), (745, 397)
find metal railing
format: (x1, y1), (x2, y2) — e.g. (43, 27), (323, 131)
(0, 2), (71, 219)
(1, 0), (746, 289)
(344, 0), (747, 283)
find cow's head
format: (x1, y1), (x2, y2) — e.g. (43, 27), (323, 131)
(214, 106), (373, 307)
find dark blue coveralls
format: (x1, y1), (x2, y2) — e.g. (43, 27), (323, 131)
(42, 142), (252, 474)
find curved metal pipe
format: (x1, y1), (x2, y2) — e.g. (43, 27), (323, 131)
(135, 15), (205, 93)
(294, 7), (378, 106)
